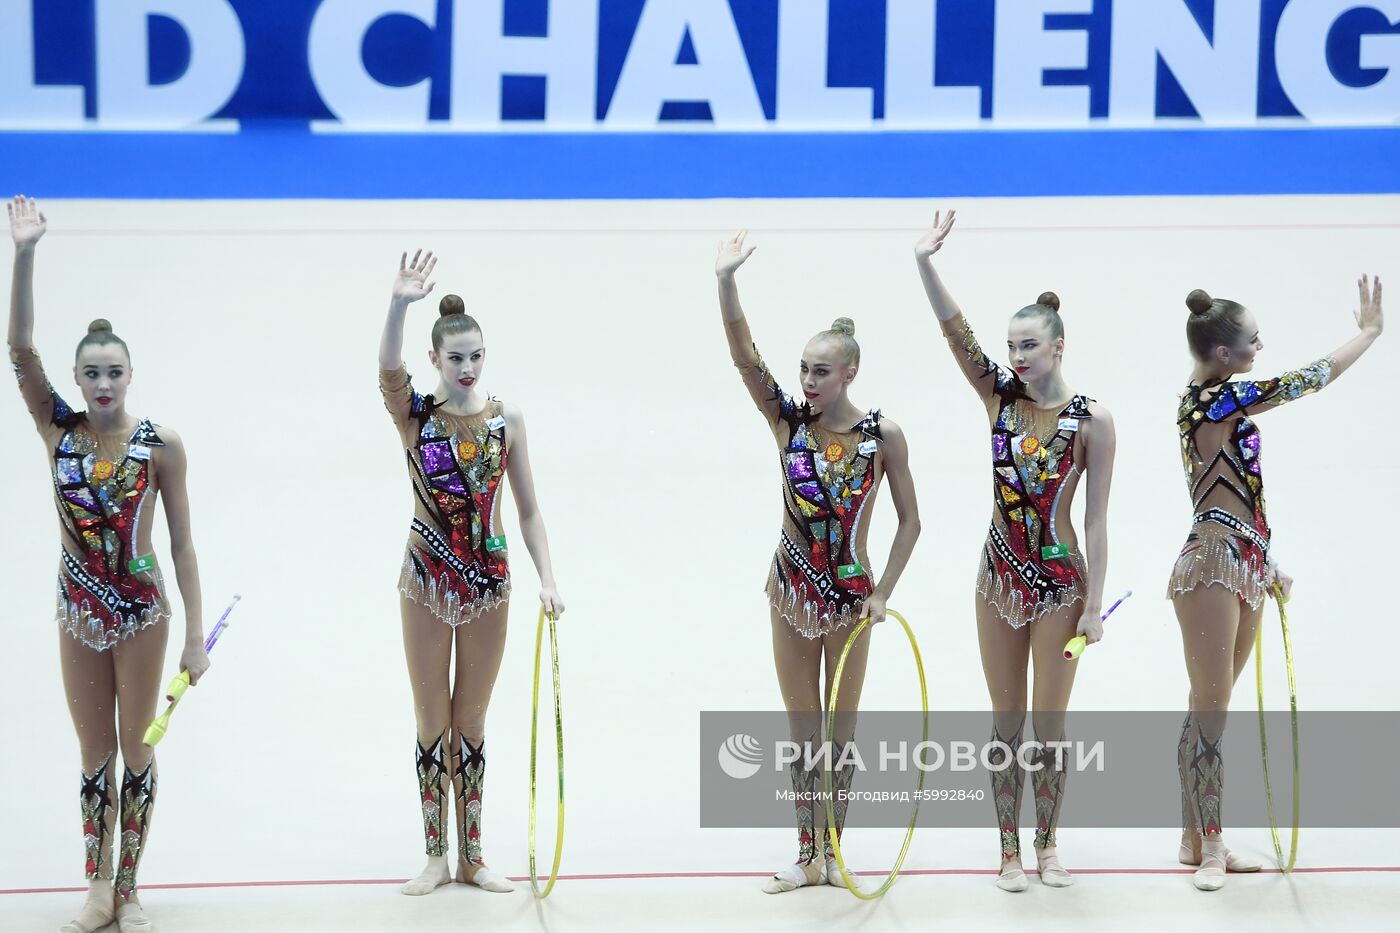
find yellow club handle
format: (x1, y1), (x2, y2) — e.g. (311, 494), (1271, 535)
(143, 706), (173, 747)
(1063, 635), (1087, 660)
(143, 669), (192, 747)
(166, 669), (191, 703)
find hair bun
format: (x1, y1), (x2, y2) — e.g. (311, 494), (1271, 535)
(830, 316), (856, 337)
(1185, 289), (1213, 316)
(87, 319), (113, 334)
(438, 294), (466, 318)
(1036, 291), (1061, 313)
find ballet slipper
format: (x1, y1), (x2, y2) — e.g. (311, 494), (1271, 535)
(761, 859), (826, 894)
(114, 901), (152, 932)
(1035, 847), (1075, 888)
(460, 863), (514, 894)
(1179, 837), (1262, 872)
(1193, 839), (1228, 891)
(58, 918), (112, 933)
(400, 855), (451, 896)
(824, 855), (863, 890)
(996, 859), (1029, 893)
(59, 881), (115, 933)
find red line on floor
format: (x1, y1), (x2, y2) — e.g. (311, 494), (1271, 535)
(4, 865), (1398, 894)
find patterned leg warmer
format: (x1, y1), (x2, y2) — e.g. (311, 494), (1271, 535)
(114, 760), (156, 901)
(790, 745), (819, 865)
(989, 724), (1026, 860)
(822, 740), (856, 860)
(1031, 736), (1069, 849)
(1178, 713), (1199, 834)
(1185, 716), (1225, 836)
(80, 752), (116, 882)
(455, 737), (487, 866)
(415, 731), (449, 857)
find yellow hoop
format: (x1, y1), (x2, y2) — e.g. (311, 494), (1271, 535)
(822, 608), (929, 900)
(528, 607), (566, 897)
(1254, 583), (1300, 872)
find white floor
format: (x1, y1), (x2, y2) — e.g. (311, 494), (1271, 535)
(7, 830), (1400, 933)
(2, 195), (1398, 931)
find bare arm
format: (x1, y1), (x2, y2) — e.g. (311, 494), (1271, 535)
(7, 197), (45, 350)
(913, 210), (964, 325)
(715, 230), (757, 327)
(378, 249), (437, 371)
(7, 245), (35, 349)
(156, 429), (210, 684)
(860, 420), (922, 624)
(914, 211), (1002, 401)
(1326, 274), (1382, 382)
(7, 196), (67, 435)
(1236, 275), (1383, 417)
(503, 404), (564, 619)
(716, 231), (793, 428)
(1074, 404), (1116, 645)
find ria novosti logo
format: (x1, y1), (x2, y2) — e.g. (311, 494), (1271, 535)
(717, 734), (764, 780)
(714, 735), (1107, 778)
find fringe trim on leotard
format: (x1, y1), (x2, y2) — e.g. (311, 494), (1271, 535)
(765, 564), (862, 641)
(1166, 525), (1269, 611)
(976, 548), (1088, 631)
(56, 574), (170, 653)
(398, 552), (511, 628)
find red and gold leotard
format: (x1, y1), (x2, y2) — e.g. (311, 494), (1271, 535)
(1167, 357), (1334, 608)
(381, 366), (510, 626)
(726, 319), (883, 639)
(11, 347), (170, 650)
(941, 315), (1092, 628)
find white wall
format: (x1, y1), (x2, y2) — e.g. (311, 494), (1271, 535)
(1, 195), (1395, 888)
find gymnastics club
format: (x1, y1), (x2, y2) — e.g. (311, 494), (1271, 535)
(1063, 590), (1132, 660)
(143, 594), (241, 746)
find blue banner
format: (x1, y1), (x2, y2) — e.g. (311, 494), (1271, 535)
(1, 0), (1397, 197)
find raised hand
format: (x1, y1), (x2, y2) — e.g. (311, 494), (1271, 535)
(8, 195), (47, 250)
(392, 249), (438, 304)
(914, 209), (956, 260)
(715, 230), (757, 279)
(1355, 274), (1383, 335)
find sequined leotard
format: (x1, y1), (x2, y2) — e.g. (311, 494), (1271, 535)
(726, 318), (883, 639)
(381, 366), (510, 626)
(11, 347), (170, 650)
(940, 315), (1092, 628)
(1167, 357), (1334, 608)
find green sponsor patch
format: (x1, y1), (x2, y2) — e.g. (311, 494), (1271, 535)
(128, 554), (156, 574)
(837, 562), (865, 580)
(1041, 543), (1069, 561)
(485, 535), (507, 553)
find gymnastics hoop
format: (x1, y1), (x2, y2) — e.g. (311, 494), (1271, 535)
(1254, 582), (1300, 872)
(528, 606), (566, 897)
(823, 608), (929, 900)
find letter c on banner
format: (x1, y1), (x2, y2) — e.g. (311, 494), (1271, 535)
(1276, 0), (1400, 123)
(95, 0), (245, 128)
(310, 0), (437, 127)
